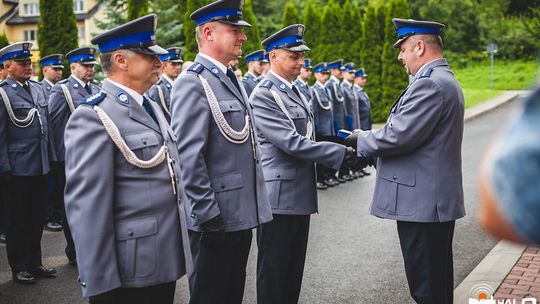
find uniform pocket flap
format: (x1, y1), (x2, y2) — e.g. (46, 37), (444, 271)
(289, 105), (307, 119)
(11, 102), (32, 109)
(115, 216), (157, 241)
(264, 168), (296, 181)
(380, 170), (415, 186)
(124, 131), (160, 150)
(8, 143), (30, 152)
(211, 172), (244, 192)
(219, 99), (244, 113)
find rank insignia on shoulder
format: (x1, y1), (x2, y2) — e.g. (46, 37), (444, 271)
(116, 92), (129, 105)
(58, 79), (69, 84)
(260, 80), (273, 89)
(419, 68), (433, 79)
(84, 91), (106, 106)
(188, 62), (204, 74)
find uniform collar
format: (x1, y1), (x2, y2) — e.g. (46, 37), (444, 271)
(71, 74), (88, 87)
(414, 58), (442, 77)
(198, 52), (228, 74)
(162, 74), (174, 86)
(354, 84), (364, 91)
(330, 75), (341, 83)
(247, 71), (258, 79)
(107, 78), (144, 106)
(43, 78), (55, 87)
(269, 70), (292, 89)
(316, 81), (326, 88)
(295, 78), (308, 86)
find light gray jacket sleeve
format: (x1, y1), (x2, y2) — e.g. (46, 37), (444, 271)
(251, 89), (345, 170)
(170, 73), (220, 226)
(64, 105), (121, 296)
(357, 78), (444, 157)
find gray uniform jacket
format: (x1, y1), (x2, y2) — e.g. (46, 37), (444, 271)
(41, 79), (54, 100)
(341, 81), (361, 130)
(293, 78), (313, 110)
(146, 76), (173, 122)
(48, 75), (100, 162)
(0, 77), (55, 175)
(64, 80), (190, 297)
(354, 85), (372, 130)
(311, 82), (334, 136)
(326, 76), (347, 134)
(357, 59), (466, 222)
(170, 55), (272, 232)
(242, 71), (259, 98)
(250, 72), (345, 215)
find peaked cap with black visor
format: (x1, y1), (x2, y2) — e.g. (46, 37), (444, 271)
(392, 18), (445, 48)
(190, 0), (251, 27)
(91, 14), (168, 56)
(262, 24), (310, 53)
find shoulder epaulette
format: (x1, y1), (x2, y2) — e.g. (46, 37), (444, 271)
(188, 62), (204, 74)
(28, 79), (40, 84)
(83, 91), (106, 106)
(419, 68), (433, 79)
(0, 81), (6, 87)
(242, 76), (249, 81)
(259, 79), (273, 89)
(58, 79), (69, 84)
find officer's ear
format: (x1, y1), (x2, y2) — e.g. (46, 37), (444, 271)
(112, 51), (129, 71)
(415, 39), (426, 57)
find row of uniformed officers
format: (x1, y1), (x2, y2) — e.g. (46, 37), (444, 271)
(0, 0), (464, 303)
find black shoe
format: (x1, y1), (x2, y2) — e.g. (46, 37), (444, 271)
(13, 271), (37, 284)
(360, 169), (371, 176)
(316, 182), (328, 190)
(324, 179), (337, 187)
(336, 176), (347, 183)
(29, 266), (57, 278)
(45, 221), (63, 232)
(340, 174), (353, 181)
(0, 233), (6, 244)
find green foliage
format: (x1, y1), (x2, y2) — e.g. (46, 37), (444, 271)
(183, 0), (211, 61)
(127, 0), (149, 21)
(239, 0), (262, 72)
(0, 33), (8, 49)
(380, 0), (410, 120)
(282, 1), (301, 27)
(37, 0), (78, 79)
(340, 0), (361, 63)
(302, 0), (322, 61)
(95, 0), (127, 31)
(151, 0), (184, 48)
(360, 4), (384, 122)
(454, 60), (538, 90)
(319, 0), (343, 61)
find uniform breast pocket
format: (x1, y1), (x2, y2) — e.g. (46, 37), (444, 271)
(115, 216), (158, 279)
(124, 131), (161, 161)
(289, 105), (307, 133)
(10, 102), (32, 118)
(264, 168), (296, 210)
(218, 99), (246, 130)
(375, 169), (416, 216)
(211, 172), (245, 225)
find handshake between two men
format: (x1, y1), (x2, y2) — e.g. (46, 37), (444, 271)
(341, 130), (376, 171)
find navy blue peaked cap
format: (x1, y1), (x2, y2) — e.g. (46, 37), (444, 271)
(190, 0), (251, 27)
(303, 58), (312, 68)
(262, 24), (310, 52)
(66, 47), (98, 65)
(392, 18), (445, 48)
(91, 14), (168, 55)
(160, 47), (183, 62)
(245, 50), (265, 63)
(355, 68), (368, 78)
(40, 54), (64, 68)
(341, 62), (355, 72)
(313, 62), (329, 73)
(0, 42), (33, 62)
(327, 59), (343, 70)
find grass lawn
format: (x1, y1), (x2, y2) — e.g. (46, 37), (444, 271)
(452, 60), (538, 108)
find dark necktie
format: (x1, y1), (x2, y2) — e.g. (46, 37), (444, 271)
(85, 84), (92, 95)
(142, 97), (158, 125)
(292, 85), (303, 100)
(226, 68), (241, 92)
(23, 83), (33, 100)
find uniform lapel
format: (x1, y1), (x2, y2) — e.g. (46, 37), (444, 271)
(268, 73), (307, 113)
(196, 55), (245, 105)
(8, 78), (33, 103)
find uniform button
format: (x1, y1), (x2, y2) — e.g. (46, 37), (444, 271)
(142, 139), (147, 145)
(128, 230), (134, 237)
(276, 174), (281, 178)
(221, 185), (225, 189)
(393, 175), (397, 180)
(81, 282), (86, 287)
(191, 214), (196, 219)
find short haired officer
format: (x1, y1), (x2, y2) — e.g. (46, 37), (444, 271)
(354, 68), (372, 131)
(147, 47), (183, 122)
(0, 42), (57, 284)
(250, 24), (358, 304)
(340, 62), (361, 132)
(170, 1), (272, 303)
(242, 49), (264, 97)
(47, 47), (100, 266)
(39, 54), (64, 100)
(345, 19), (465, 304)
(293, 58), (313, 108)
(63, 14), (192, 303)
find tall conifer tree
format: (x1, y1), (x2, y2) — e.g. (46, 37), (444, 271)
(320, 0), (343, 61)
(127, 0), (149, 21)
(282, 1), (301, 27)
(303, 0), (322, 62)
(183, 0), (211, 61)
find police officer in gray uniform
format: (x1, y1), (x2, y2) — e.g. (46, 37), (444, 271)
(170, 1), (272, 303)
(251, 24), (355, 304)
(0, 42), (57, 284)
(340, 62), (361, 131)
(147, 47), (183, 122)
(311, 62), (339, 188)
(40, 54), (64, 101)
(293, 58), (313, 107)
(242, 49), (264, 97)
(346, 19), (465, 304)
(64, 15), (192, 303)
(354, 68), (372, 131)
(48, 47), (99, 265)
